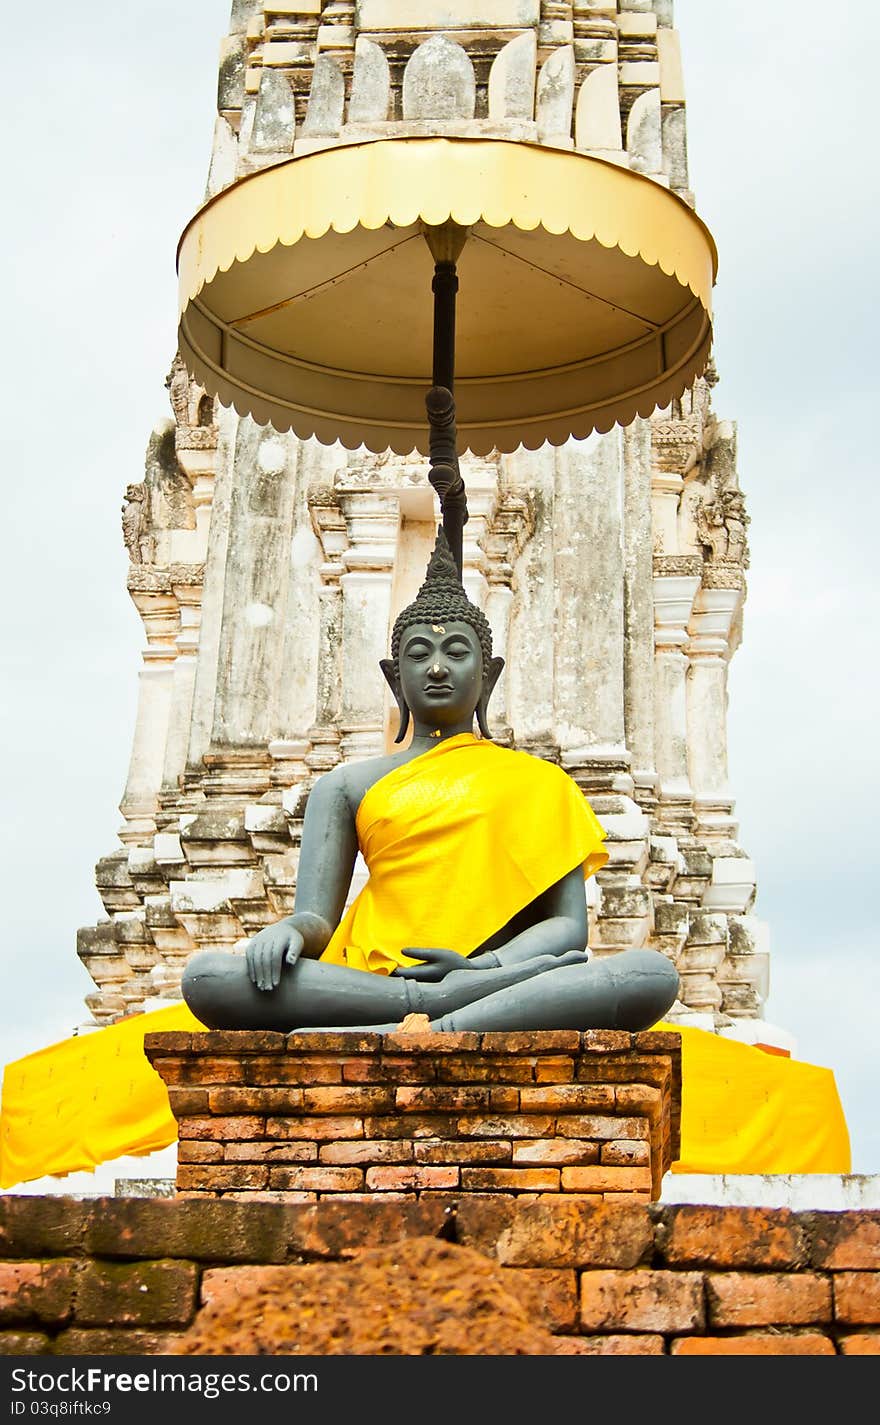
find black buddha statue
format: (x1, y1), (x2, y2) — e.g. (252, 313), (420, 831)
(182, 530), (679, 1033)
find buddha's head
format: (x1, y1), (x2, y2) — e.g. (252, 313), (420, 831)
(381, 529), (504, 743)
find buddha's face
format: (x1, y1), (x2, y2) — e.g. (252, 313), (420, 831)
(397, 619), (483, 731)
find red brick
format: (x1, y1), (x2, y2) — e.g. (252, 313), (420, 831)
(534, 1057), (575, 1083)
(461, 1168), (561, 1192)
(512, 1139), (600, 1167)
(209, 1087), (304, 1113)
(167, 1087), (210, 1114)
(580, 1031), (634, 1053)
(226, 1192), (316, 1204)
(503, 1268), (578, 1332)
(380, 1031), (481, 1053)
(318, 1140), (414, 1165)
(580, 1269), (704, 1333)
(457, 1200), (653, 1268)
(396, 1085), (510, 1112)
(488, 1088), (522, 1111)
(520, 1088), (624, 1115)
(189, 1030), (287, 1054)
(245, 1057), (342, 1085)
(164, 1056), (253, 1086)
(0, 1261), (76, 1326)
(436, 1057), (534, 1084)
(0, 1197), (90, 1257)
(0, 1331), (51, 1355)
(614, 1085), (662, 1119)
(285, 1032), (383, 1053)
(414, 1139), (512, 1165)
(267, 1167), (364, 1192)
(552, 1334), (664, 1355)
(266, 1116), (364, 1140)
(556, 1114), (648, 1140)
(74, 1261), (198, 1328)
(177, 1165), (268, 1192)
(601, 1140), (650, 1167)
(536, 1084), (617, 1109)
(707, 1272), (832, 1327)
(364, 1115), (451, 1140)
(144, 1032), (193, 1053)
(839, 1333), (880, 1354)
(344, 1056), (436, 1084)
(480, 1032), (581, 1053)
(562, 1167), (652, 1193)
(656, 1206), (809, 1268)
(575, 1058), (669, 1087)
(299, 1086), (394, 1112)
(834, 1272), (880, 1324)
(178, 1115), (265, 1140)
(330, 1192), (416, 1203)
(224, 1142), (318, 1163)
(364, 1166), (459, 1191)
(456, 1114), (555, 1138)
(177, 1141), (224, 1163)
(810, 1213), (880, 1269)
(53, 1328), (176, 1355)
(81, 1198), (320, 1263)
(672, 1333), (835, 1355)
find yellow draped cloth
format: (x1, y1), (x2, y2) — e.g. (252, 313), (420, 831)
(320, 733), (608, 974)
(0, 736), (851, 1186)
(1, 1013), (850, 1189)
(656, 1023), (851, 1175)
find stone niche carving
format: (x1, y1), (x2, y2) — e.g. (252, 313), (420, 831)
(402, 36), (477, 120)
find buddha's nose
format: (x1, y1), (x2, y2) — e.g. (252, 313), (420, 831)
(428, 661), (446, 680)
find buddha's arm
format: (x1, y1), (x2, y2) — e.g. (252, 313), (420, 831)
(394, 865), (589, 983)
(246, 768), (359, 991)
(468, 865), (588, 967)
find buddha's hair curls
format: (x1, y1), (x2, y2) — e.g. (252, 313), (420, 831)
(391, 528), (493, 675)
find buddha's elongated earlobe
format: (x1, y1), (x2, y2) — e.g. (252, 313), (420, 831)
(476, 656), (505, 739)
(380, 658), (410, 744)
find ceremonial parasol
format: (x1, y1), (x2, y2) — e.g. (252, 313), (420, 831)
(177, 137), (716, 573)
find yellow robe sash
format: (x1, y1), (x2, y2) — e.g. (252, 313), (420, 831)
(319, 733), (609, 975)
(0, 1009), (850, 1189)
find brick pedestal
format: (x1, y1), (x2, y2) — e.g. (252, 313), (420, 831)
(144, 1027), (681, 1204)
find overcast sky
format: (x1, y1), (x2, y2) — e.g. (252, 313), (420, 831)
(1, 1), (878, 1179)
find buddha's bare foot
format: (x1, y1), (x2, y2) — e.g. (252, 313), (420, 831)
(397, 1012), (432, 1032)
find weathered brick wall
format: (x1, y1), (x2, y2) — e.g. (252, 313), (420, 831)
(144, 1028), (681, 1204)
(1, 1196), (877, 1356)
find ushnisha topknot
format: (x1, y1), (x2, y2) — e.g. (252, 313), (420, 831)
(391, 527), (493, 675)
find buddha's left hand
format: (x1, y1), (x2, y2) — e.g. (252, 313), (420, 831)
(392, 946), (474, 982)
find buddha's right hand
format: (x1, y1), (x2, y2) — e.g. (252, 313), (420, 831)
(246, 922), (305, 992)
(392, 946), (473, 982)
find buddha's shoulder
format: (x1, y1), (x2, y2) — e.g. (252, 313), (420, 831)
(481, 742), (573, 790)
(310, 752), (405, 811)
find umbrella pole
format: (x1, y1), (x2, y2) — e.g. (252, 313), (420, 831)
(426, 385), (466, 577)
(432, 260), (457, 396)
(424, 223), (470, 578)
